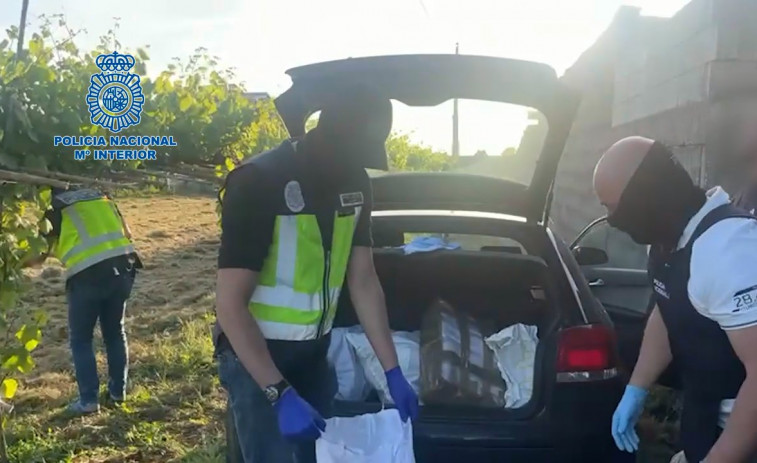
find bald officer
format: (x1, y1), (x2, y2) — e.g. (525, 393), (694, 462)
(594, 137), (757, 463)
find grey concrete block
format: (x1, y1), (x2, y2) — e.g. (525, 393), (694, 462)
(644, 53), (669, 88)
(664, 50), (686, 81)
(642, 83), (666, 116)
(715, 3), (757, 60)
(677, 68), (708, 106)
(672, 0), (715, 41)
(616, 96), (645, 125)
(708, 60), (757, 99)
(680, 26), (719, 71)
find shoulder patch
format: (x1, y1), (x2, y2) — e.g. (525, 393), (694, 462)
(733, 285), (757, 313)
(284, 181), (305, 213)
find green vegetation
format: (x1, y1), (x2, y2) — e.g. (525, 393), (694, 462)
(8, 313), (225, 462)
(0, 16), (286, 174)
(6, 196), (226, 462)
(0, 10), (679, 463)
(386, 133), (451, 172)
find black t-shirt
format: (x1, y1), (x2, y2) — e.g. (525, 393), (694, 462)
(217, 140), (373, 272)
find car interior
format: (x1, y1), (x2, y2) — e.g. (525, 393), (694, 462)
(333, 214), (562, 416)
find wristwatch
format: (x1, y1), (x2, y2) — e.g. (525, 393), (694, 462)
(263, 379), (291, 404)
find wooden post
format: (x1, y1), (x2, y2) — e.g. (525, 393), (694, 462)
(1, 0), (31, 153)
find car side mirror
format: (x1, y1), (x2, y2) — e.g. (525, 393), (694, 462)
(572, 246), (608, 266)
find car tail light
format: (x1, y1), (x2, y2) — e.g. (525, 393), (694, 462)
(556, 324), (618, 383)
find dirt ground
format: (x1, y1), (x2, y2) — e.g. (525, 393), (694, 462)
(12, 194), (225, 462)
(8, 194), (677, 462)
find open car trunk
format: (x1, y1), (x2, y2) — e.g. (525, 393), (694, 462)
(275, 54), (580, 224)
(331, 248), (560, 421)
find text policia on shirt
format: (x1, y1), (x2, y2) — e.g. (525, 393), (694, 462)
(53, 135), (178, 161)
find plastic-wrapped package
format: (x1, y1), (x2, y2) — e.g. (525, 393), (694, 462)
(419, 299), (506, 407)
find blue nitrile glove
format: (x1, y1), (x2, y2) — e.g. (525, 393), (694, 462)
(273, 388), (326, 442)
(385, 366), (419, 422)
(611, 385), (648, 453)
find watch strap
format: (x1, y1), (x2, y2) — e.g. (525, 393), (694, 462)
(265, 379), (291, 403)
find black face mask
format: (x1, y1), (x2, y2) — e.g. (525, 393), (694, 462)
(607, 142), (706, 248)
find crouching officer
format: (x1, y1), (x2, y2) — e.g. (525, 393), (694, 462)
(595, 137), (757, 463)
(214, 87), (419, 463)
(31, 186), (141, 414)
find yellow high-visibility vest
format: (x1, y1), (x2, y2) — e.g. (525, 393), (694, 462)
(250, 211), (359, 341)
(218, 163), (361, 340)
(52, 189), (135, 279)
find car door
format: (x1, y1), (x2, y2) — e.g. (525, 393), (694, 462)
(571, 218), (652, 374)
(571, 218), (681, 389)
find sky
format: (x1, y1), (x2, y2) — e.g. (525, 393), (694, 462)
(1, 0), (690, 157)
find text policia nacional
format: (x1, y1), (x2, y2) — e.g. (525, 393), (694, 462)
(54, 135), (178, 161)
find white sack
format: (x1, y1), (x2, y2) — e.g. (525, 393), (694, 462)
(484, 323), (539, 408)
(327, 327), (370, 401)
(345, 331), (421, 405)
(316, 409), (415, 463)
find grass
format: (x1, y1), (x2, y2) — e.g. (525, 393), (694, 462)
(7, 193), (682, 462)
(11, 195), (226, 462)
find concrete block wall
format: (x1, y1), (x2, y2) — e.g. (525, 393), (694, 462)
(551, 0), (757, 244)
(552, 102), (708, 242)
(612, 0), (718, 126)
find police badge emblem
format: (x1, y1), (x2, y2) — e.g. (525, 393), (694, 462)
(87, 51), (145, 133)
(285, 181), (305, 212)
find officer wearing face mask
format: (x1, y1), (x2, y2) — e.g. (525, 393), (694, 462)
(594, 136), (757, 463)
(214, 86), (418, 463)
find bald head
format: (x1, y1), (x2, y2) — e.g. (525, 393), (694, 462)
(593, 136), (655, 213)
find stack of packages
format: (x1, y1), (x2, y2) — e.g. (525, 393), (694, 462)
(327, 300), (538, 408)
(419, 299), (507, 407)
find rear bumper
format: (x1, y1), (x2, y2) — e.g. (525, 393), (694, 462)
(224, 396), (629, 463)
(332, 399), (626, 463)
(413, 438), (632, 463)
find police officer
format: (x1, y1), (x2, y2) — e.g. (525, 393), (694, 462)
(214, 87), (419, 463)
(34, 186), (141, 414)
(594, 137), (757, 463)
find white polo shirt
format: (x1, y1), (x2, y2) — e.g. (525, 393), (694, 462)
(675, 186), (757, 428)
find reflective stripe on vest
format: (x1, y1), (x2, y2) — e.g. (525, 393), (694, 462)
(250, 207), (361, 341)
(54, 198), (135, 279)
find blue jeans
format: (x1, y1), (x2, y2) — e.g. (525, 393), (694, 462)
(66, 268), (135, 404)
(218, 336), (335, 463)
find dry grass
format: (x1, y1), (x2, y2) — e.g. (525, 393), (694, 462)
(10, 194), (225, 463)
